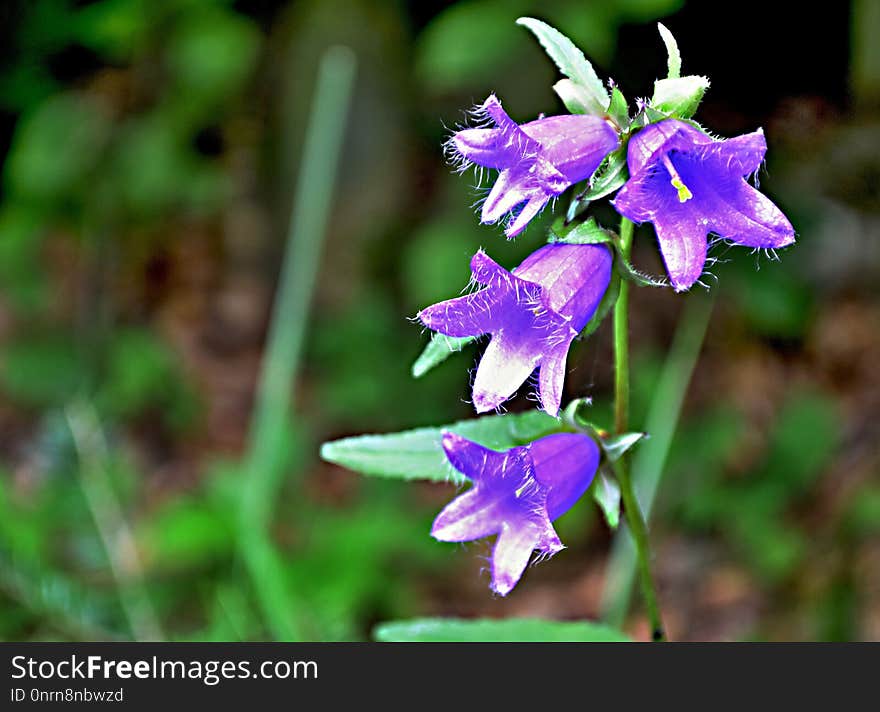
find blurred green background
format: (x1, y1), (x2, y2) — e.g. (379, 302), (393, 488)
(0, 0), (877, 641)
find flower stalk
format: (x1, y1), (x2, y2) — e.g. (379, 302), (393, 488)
(612, 216), (667, 642)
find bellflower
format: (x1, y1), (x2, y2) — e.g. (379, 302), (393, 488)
(432, 431), (600, 596)
(449, 94), (619, 238)
(612, 119), (795, 291)
(417, 243), (612, 416)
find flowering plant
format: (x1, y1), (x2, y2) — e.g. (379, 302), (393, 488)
(322, 17), (794, 641)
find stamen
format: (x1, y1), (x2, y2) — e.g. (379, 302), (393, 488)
(661, 154), (693, 203)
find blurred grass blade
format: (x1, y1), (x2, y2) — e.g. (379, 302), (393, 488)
(239, 46), (356, 641)
(852, 0), (880, 105)
(600, 294), (713, 627)
(66, 401), (163, 641)
(374, 617), (630, 642)
(0, 549), (125, 641)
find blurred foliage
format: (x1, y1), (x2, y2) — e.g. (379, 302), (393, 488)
(671, 390), (841, 582)
(0, 0), (877, 642)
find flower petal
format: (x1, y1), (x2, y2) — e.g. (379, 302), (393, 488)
(417, 290), (501, 337)
(653, 211), (709, 291)
(451, 128), (520, 169)
(698, 178), (795, 248)
(481, 167), (535, 224)
(611, 168), (666, 224)
(537, 344), (569, 416)
(431, 487), (506, 542)
(529, 433), (601, 519)
(469, 249), (510, 286)
(522, 115), (619, 183)
(491, 520), (540, 596)
(440, 431), (515, 482)
(504, 192), (550, 238)
(452, 94), (541, 170)
(626, 119), (711, 178)
(480, 95), (524, 135)
(472, 335), (541, 413)
(514, 243), (612, 327)
(701, 129), (767, 177)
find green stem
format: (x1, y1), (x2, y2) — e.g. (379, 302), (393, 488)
(611, 458), (665, 641)
(601, 294), (712, 628)
(613, 219), (633, 436)
(611, 217), (666, 642)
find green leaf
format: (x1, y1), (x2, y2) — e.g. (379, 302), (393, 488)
(374, 617), (630, 642)
(549, 217), (615, 245)
(607, 85), (629, 127)
(657, 23), (681, 79)
(320, 410), (561, 484)
(562, 399), (646, 461)
(411, 333), (476, 379)
(602, 431), (647, 461)
(516, 17), (608, 115)
(614, 248), (666, 288)
(580, 272), (620, 339)
(651, 75), (709, 119)
(580, 147), (628, 204)
(564, 147), (628, 224)
(593, 472), (621, 529)
(642, 105), (672, 124)
(6, 93), (111, 204)
(553, 78), (595, 115)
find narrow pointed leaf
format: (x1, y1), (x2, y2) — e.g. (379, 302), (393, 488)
(651, 75), (709, 119)
(642, 105), (672, 124)
(607, 85), (629, 127)
(411, 333), (475, 378)
(657, 23), (681, 79)
(584, 147), (628, 202)
(614, 248), (666, 288)
(593, 471), (621, 529)
(374, 617), (630, 642)
(601, 431), (647, 462)
(553, 78), (595, 115)
(320, 411), (561, 484)
(566, 147), (628, 223)
(549, 217), (614, 245)
(517, 17), (608, 115)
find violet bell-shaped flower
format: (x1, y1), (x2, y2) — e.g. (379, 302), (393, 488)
(449, 94), (619, 238)
(417, 243), (612, 416)
(432, 431), (600, 596)
(611, 119), (795, 291)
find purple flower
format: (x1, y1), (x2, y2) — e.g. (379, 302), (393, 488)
(417, 243), (612, 416)
(433, 431), (599, 595)
(612, 119), (795, 291)
(449, 94), (619, 238)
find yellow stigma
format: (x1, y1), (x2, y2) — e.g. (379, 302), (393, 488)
(671, 176), (693, 203)
(661, 155), (693, 203)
